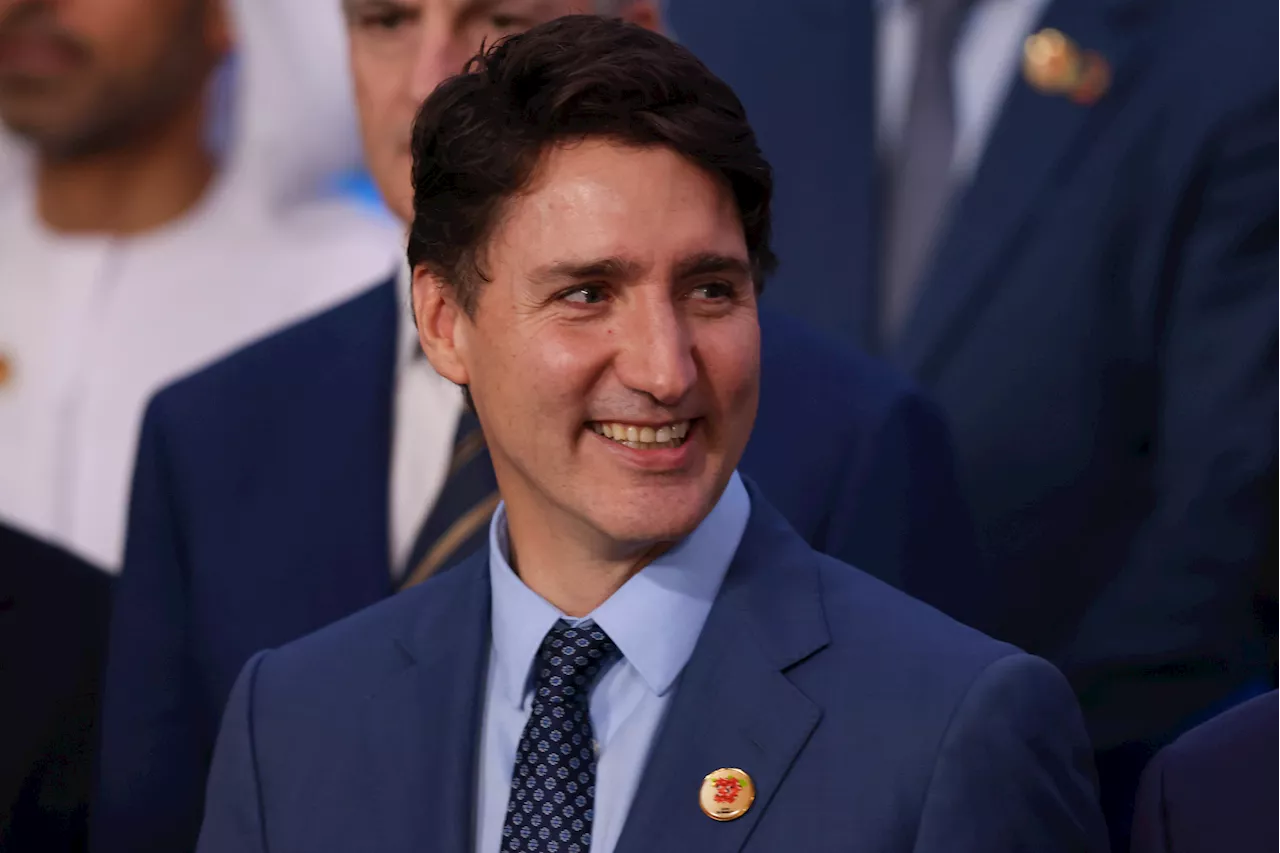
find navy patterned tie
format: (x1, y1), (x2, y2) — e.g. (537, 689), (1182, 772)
(501, 621), (619, 852)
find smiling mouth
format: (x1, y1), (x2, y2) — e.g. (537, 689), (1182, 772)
(588, 420), (693, 450)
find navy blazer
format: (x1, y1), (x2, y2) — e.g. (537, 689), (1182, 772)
(196, 485), (1106, 853)
(94, 280), (979, 853)
(1131, 690), (1278, 853)
(671, 0), (1278, 753)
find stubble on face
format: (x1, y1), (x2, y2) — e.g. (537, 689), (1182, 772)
(458, 140), (760, 562)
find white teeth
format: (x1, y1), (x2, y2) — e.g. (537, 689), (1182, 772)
(589, 419), (692, 450)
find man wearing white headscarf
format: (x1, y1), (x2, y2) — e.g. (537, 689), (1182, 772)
(0, 0), (401, 573)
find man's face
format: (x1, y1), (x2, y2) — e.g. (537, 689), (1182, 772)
(0, 0), (226, 160)
(426, 140), (760, 552)
(344, 0), (609, 224)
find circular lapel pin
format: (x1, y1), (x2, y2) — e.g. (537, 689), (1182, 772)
(1023, 28), (1081, 95)
(700, 768), (755, 822)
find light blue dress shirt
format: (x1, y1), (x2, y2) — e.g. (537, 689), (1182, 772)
(474, 472), (751, 853)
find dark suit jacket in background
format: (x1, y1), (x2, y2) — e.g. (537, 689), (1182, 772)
(93, 279), (981, 853)
(672, 0), (1278, 757)
(196, 486), (1106, 853)
(0, 524), (111, 853)
(1131, 690), (1278, 853)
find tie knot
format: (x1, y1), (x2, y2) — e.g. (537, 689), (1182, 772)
(532, 620), (618, 704)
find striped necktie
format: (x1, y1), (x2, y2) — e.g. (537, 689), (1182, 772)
(399, 407), (499, 589)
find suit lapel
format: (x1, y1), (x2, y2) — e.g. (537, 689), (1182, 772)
(615, 488), (829, 853)
(364, 549), (491, 852)
(893, 0), (1151, 373)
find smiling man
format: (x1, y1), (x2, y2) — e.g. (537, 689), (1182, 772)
(195, 18), (1107, 852)
(96, 2), (986, 850)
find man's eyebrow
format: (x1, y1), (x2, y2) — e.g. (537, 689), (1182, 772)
(672, 252), (753, 280)
(527, 256), (645, 286)
(342, 0), (403, 16)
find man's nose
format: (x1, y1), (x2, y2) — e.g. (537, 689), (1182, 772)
(407, 27), (468, 105)
(614, 301), (698, 407)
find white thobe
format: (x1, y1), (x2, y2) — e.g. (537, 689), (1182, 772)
(0, 174), (401, 571)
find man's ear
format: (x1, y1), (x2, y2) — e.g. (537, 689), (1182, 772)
(411, 265), (472, 387)
(619, 0), (663, 33)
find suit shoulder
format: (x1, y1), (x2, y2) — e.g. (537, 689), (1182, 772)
(251, 561), (480, 703)
(150, 278), (397, 426)
(758, 307), (933, 422)
(815, 553), (1020, 681)
(1160, 690), (1278, 780)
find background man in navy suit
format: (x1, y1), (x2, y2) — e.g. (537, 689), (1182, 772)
(197, 19), (1107, 851)
(93, 3), (980, 851)
(670, 0), (1278, 839)
(1131, 690), (1278, 853)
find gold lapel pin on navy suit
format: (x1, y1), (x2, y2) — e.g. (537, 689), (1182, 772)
(1023, 28), (1111, 105)
(700, 768), (756, 821)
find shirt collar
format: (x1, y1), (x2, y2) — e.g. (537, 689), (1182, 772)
(488, 471), (751, 707)
(395, 257), (421, 370)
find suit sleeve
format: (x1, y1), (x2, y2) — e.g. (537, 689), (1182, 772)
(1129, 749), (1172, 853)
(913, 653), (1110, 853)
(196, 651), (270, 853)
(1063, 85), (1278, 747)
(821, 390), (991, 631)
(92, 396), (212, 853)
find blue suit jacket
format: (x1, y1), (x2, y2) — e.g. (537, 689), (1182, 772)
(670, 0), (1278, 751)
(1131, 690), (1278, 853)
(94, 280), (979, 853)
(196, 486), (1106, 853)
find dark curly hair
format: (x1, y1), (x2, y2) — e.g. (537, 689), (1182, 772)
(406, 14), (776, 315)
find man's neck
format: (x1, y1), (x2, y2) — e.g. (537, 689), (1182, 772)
(504, 506), (673, 618)
(35, 97), (215, 236)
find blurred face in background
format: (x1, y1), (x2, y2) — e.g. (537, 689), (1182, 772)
(342, 0), (659, 225)
(0, 0), (229, 161)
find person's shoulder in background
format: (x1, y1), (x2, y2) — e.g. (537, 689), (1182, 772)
(752, 306), (986, 627)
(0, 522), (112, 853)
(1132, 690), (1278, 853)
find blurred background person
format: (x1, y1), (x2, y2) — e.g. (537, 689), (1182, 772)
(0, 0), (400, 850)
(93, 1), (986, 851)
(1130, 690), (1277, 853)
(0, 0), (401, 575)
(672, 0), (1278, 843)
(0, 521), (110, 852)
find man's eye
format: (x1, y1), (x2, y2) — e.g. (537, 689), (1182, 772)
(690, 281), (736, 300)
(357, 9), (412, 31)
(489, 13), (532, 32)
(561, 286), (608, 305)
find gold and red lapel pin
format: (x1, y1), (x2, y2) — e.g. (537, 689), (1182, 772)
(700, 768), (756, 821)
(1023, 28), (1111, 105)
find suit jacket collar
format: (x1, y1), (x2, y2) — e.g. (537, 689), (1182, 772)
(614, 483), (829, 852)
(365, 550), (492, 853)
(362, 481), (830, 852)
(891, 0), (1157, 373)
